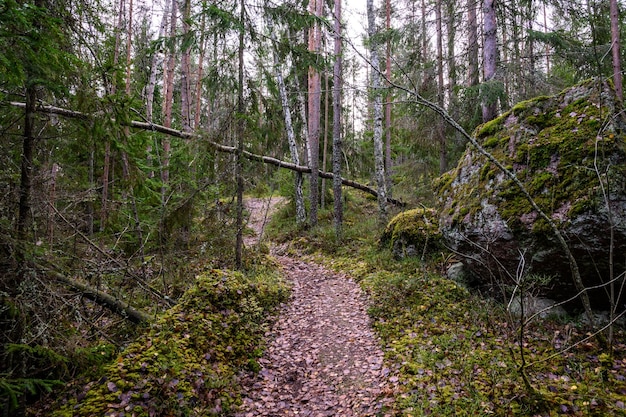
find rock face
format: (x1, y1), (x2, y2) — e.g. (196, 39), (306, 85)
(380, 208), (442, 260)
(436, 80), (626, 309)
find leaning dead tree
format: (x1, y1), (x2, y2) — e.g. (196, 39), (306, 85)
(8, 101), (405, 206)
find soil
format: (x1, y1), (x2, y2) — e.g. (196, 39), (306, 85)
(236, 198), (397, 416)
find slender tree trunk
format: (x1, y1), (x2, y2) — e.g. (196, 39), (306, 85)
(308, 0), (323, 227)
(367, 0), (387, 221)
(145, 0), (169, 123)
(436, 0), (447, 173)
(180, 0), (192, 132)
(322, 72), (329, 209)
(235, 0), (245, 268)
(332, 0), (343, 238)
(16, 85), (37, 268)
(384, 0), (393, 196)
(101, 0), (126, 231)
(611, 0), (623, 101)
(482, 0), (498, 122)
(269, 21), (306, 225)
(543, 3), (550, 74)
(161, 0), (177, 200)
(468, 0), (479, 87)
(194, 11), (207, 129)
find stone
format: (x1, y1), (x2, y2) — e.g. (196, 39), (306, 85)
(380, 208), (442, 260)
(507, 295), (567, 320)
(435, 79), (626, 309)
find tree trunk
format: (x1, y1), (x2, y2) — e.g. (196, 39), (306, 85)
(482, 0), (498, 122)
(611, 0), (623, 101)
(322, 72), (329, 210)
(332, 0), (343, 238)
(269, 21), (306, 225)
(308, 0), (323, 227)
(367, 0), (388, 221)
(467, 0), (479, 87)
(384, 0), (393, 196)
(161, 0), (177, 200)
(235, 0), (245, 269)
(16, 85), (37, 268)
(180, 0), (192, 132)
(436, 0), (447, 173)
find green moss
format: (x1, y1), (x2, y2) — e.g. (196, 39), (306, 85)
(380, 208), (442, 256)
(476, 115), (506, 138)
(51, 267), (289, 417)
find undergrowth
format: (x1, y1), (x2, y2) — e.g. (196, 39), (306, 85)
(268, 191), (626, 416)
(41, 263), (289, 417)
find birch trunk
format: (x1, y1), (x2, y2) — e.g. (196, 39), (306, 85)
(367, 0), (388, 221)
(611, 0), (623, 101)
(268, 22), (306, 225)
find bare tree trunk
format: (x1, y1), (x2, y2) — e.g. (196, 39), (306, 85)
(384, 0), (393, 196)
(235, 0), (245, 268)
(194, 11), (207, 129)
(145, 0), (169, 123)
(268, 21), (306, 225)
(180, 0), (192, 132)
(308, 0), (323, 227)
(161, 0), (177, 199)
(611, 0), (623, 101)
(468, 0), (479, 87)
(101, 0), (127, 231)
(482, 0), (498, 122)
(332, 0), (343, 238)
(322, 72), (329, 209)
(367, 0), (388, 221)
(436, 0), (447, 173)
(16, 85), (37, 268)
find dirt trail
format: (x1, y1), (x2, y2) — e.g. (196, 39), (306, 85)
(236, 198), (396, 416)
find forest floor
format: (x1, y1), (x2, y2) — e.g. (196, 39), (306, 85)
(235, 198), (397, 416)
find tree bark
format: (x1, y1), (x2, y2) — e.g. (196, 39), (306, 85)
(467, 0), (479, 87)
(16, 85), (37, 267)
(269, 21), (306, 225)
(482, 0), (498, 122)
(180, 0), (192, 132)
(435, 0), (447, 173)
(235, 0), (245, 269)
(610, 0), (623, 101)
(308, 0), (323, 227)
(367, 0), (388, 221)
(45, 267), (151, 323)
(384, 0), (393, 196)
(332, 0), (343, 238)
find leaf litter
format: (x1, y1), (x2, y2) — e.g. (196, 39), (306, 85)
(237, 199), (397, 416)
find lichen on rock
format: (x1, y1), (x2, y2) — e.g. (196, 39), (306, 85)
(380, 207), (442, 260)
(436, 79), (626, 308)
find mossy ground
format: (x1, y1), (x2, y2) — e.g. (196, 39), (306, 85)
(48, 265), (289, 417)
(269, 191), (626, 417)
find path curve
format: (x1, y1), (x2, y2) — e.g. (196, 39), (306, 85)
(237, 198), (396, 416)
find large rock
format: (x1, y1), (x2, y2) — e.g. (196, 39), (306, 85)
(380, 207), (442, 260)
(436, 79), (626, 309)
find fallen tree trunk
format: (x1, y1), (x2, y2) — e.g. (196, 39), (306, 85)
(8, 101), (405, 207)
(38, 263), (151, 324)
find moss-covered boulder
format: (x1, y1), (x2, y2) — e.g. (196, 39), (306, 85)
(50, 268), (289, 417)
(380, 207), (442, 259)
(436, 79), (626, 307)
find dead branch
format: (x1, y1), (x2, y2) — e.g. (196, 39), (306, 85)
(7, 101), (405, 207)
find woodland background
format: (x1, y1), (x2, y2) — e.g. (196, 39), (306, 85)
(1, 0), (624, 414)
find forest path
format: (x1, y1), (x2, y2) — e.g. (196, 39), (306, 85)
(236, 198), (396, 416)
